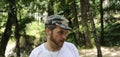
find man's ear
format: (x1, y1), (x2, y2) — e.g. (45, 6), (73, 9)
(45, 28), (51, 35)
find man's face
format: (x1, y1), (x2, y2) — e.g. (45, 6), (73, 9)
(48, 26), (68, 47)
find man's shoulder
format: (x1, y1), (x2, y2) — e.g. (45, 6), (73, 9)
(64, 42), (75, 45)
(29, 44), (44, 56)
(63, 42), (79, 57)
(64, 42), (76, 47)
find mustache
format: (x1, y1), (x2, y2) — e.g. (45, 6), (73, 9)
(60, 38), (65, 42)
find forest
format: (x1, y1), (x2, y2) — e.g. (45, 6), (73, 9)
(0, 0), (120, 57)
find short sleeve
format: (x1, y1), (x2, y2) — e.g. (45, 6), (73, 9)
(29, 45), (43, 57)
(65, 42), (80, 57)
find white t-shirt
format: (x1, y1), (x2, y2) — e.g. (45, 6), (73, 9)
(29, 42), (79, 57)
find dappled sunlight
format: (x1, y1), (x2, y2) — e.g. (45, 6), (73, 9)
(79, 47), (120, 57)
(5, 41), (16, 57)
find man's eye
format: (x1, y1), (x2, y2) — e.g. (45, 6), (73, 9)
(58, 31), (63, 35)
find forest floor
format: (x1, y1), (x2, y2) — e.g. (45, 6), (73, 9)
(5, 41), (120, 57)
(79, 46), (120, 57)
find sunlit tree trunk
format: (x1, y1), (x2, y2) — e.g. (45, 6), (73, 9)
(0, 0), (15, 57)
(89, 11), (102, 57)
(0, 11), (13, 57)
(80, 0), (93, 48)
(0, 0), (20, 57)
(9, 0), (21, 56)
(90, 0), (103, 57)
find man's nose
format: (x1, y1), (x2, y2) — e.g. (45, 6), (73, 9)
(62, 34), (66, 39)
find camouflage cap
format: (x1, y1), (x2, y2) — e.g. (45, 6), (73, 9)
(45, 15), (72, 30)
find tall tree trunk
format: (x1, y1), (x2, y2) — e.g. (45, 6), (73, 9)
(0, 0), (15, 57)
(91, 0), (103, 57)
(72, 0), (83, 46)
(14, 9), (20, 57)
(80, 0), (93, 48)
(0, 12), (13, 57)
(89, 11), (102, 57)
(59, 0), (79, 46)
(15, 19), (20, 57)
(100, 0), (104, 45)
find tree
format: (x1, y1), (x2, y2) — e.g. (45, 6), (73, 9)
(100, 0), (104, 45)
(0, 0), (17, 57)
(102, 0), (120, 46)
(71, 0), (85, 46)
(14, 9), (20, 57)
(90, 0), (103, 56)
(89, 11), (102, 57)
(80, 0), (93, 48)
(0, 0), (54, 57)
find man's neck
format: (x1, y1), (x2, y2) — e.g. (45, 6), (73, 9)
(44, 41), (61, 52)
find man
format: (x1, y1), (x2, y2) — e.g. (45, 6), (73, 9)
(29, 15), (79, 57)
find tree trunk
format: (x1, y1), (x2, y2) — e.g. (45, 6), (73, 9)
(0, 13), (13, 57)
(90, 0), (103, 57)
(89, 11), (102, 57)
(0, 0), (15, 57)
(80, 0), (93, 48)
(100, 0), (104, 45)
(0, 0), (20, 57)
(72, 0), (83, 46)
(14, 10), (20, 57)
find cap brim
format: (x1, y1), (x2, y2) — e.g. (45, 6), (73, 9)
(55, 23), (72, 31)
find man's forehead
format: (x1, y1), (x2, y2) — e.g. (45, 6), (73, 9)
(54, 26), (68, 31)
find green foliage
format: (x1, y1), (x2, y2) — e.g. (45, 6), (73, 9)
(25, 21), (46, 46)
(104, 23), (120, 46)
(0, 0), (120, 56)
(104, 0), (120, 11)
(19, 16), (35, 31)
(0, 12), (8, 42)
(67, 32), (76, 45)
(18, 21), (45, 55)
(90, 0), (100, 17)
(0, 13), (7, 27)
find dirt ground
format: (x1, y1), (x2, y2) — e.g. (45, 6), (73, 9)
(79, 47), (120, 57)
(5, 41), (120, 57)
